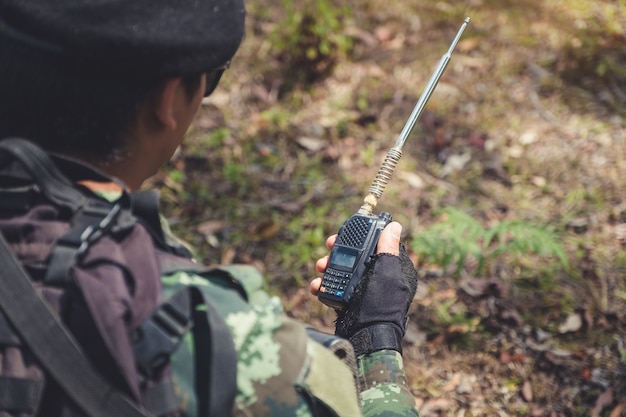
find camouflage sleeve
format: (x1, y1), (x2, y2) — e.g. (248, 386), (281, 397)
(357, 350), (420, 417)
(162, 269), (362, 417)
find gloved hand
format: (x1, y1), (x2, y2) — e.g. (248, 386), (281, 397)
(312, 222), (418, 356)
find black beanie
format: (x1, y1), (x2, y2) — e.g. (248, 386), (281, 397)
(0, 0), (246, 79)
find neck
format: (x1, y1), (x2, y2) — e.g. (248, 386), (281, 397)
(62, 149), (148, 191)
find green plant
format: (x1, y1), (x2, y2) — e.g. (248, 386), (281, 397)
(412, 207), (569, 277)
(222, 161), (248, 191)
(202, 128), (231, 151)
(434, 298), (475, 328)
(268, 0), (353, 84)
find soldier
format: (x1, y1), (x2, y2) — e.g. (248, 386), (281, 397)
(0, 0), (420, 416)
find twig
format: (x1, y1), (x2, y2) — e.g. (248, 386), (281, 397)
(528, 89), (557, 122)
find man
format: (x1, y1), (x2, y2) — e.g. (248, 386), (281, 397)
(0, 0), (420, 416)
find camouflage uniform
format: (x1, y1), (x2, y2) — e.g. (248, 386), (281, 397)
(162, 267), (420, 417)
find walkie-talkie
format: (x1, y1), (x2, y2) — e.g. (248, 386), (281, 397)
(318, 18), (470, 310)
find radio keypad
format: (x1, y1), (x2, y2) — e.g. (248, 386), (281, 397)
(320, 268), (351, 297)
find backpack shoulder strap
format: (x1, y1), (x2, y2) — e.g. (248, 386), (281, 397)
(0, 230), (155, 417)
(189, 285), (238, 417)
(144, 251), (238, 417)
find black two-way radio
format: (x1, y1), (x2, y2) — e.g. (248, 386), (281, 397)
(318, 18), (470, 309)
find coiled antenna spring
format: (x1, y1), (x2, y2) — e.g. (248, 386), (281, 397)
(358, 147), (402, 215)
(368, 147), (402, 199)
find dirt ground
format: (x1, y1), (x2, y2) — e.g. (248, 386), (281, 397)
(160, 1), (626, 415)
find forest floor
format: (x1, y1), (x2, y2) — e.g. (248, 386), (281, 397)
(151, 1), (626, 415)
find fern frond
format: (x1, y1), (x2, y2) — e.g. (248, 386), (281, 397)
(411, 206), (570, 277)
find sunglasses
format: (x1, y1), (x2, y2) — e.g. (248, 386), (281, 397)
(203, 61), (230, 97)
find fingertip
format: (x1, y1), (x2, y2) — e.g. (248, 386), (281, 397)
(387, 221), (402, 237)
(315, 256), (329, 273)
(376, 221), (402, 256)
(326, 234), (337, 249)
(310, 278), (322, 295)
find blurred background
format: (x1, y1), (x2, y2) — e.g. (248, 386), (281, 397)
(148, 1), (626, 415)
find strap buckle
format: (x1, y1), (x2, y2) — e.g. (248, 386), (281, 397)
(45, 200), (121, 285)
(76, 202), (121, 258)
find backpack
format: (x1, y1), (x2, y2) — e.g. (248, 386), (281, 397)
(0, 138), (237, 417)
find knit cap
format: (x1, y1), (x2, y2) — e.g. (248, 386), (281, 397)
(0, 0), (245, 78)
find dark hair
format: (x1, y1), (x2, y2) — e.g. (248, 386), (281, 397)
(0, 35), (202, 162)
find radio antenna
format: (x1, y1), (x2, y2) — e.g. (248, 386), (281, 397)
(358, 17), (470, 215)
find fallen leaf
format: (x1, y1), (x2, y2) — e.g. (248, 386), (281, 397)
(447, 323), (471, 334)
(440, 150), (472, 177)
(592, 388), (613, 417)
(433, 288), (457, 301)
(500, 351), (526, 364)
(610, 402), (626, 417)
(296, 136), (326, 152)
(558, 313), (583, 334)
(458, 37), (480, 53)
(456, 374), (475, 394)
(196, 220), (226, 235)
(442, 372), (461, 392)
(521, 380), (533, 402)
(220, 246), (236, 265)
(344, 25), (378, 47)
(419, 398), (453, 415)
(248, 219), (281, 241)
(398, 171), (425, 189)
(519, 129), (538, 145)
(374, 26), (394, 43)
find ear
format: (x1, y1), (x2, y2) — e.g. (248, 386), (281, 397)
(152, 78), (182, 130)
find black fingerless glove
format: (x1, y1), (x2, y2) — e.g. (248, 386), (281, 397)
(335, 244), (418, 357)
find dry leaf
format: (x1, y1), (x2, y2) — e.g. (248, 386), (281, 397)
(419, 398), (453, 415)
(398, 171), (425, 189)
(456, 374), (475, 394)
(220, 246), (236, 265)
(433, 288), (457, 301)
(521, 380), (533, 402)
(248, 219), (281, 241)
(374, 26), (394, 43)
(296, 136), (326, 152)
(442, 372), (461, 392)
(196, 220), (226, 235)
(458, 37), (480, 53)
(558, 313), (583, 334)
(440, 150), (471, 177)
(610, 402), (626, 417)
(592, 388), (614, 417)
